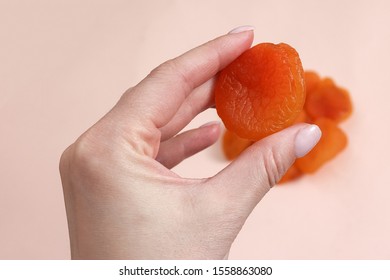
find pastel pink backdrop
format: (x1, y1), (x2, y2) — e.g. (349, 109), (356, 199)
(1, 0), (389, 259)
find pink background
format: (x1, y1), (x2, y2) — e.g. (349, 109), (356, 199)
(1, 0), (390, 259)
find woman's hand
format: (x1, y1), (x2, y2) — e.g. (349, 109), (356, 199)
(59, 26), (321, 259)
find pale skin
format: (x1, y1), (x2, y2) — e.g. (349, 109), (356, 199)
(59, 27), (321, 259)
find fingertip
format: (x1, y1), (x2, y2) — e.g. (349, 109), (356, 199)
(199, 121), (220, 128)
(199, 121), (221, 141)
(228, 26), (254, 48)
(228, 25), (255, 34)
(294, 124), (322, 158)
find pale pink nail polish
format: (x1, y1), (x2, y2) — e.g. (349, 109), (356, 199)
(294, 125), (322, 158)
(228, 25), (255, 34)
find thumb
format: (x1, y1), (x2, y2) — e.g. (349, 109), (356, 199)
(208, 123), (321, 211)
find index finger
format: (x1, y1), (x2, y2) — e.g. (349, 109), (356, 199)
(117, 26), (254, 128)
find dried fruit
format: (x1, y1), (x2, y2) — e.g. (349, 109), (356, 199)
(222, 130), (253, 160)
(217, 57), (352, 185)
(305, 77), (353, 123)
(295, 118), (348, 173)
(293, 110), (310, 124)
(215, 43), (305, 140)
(304, 71), (321, 95)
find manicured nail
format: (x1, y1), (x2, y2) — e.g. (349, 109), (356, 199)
(294, 125), (322, 158)
(228, 25), (255, 34)
(200, 121), (220, 128)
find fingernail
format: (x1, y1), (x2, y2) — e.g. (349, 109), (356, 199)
(228, 25), (255, 34)
(294, 125), (322, 158)
(200, 121), (220, 128)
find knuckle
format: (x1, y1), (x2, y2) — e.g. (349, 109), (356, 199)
(262, 147), (288, 187)
(150, 59), (176, 78)
(59, 131), (106, 182)
(59, 144), (72, 177)
(71, 135), (97, 168)
(149, 59), (193, 92)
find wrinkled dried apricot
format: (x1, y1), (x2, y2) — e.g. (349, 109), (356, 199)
(305, 77), (352, 123)
(215, 43), (305, 140)
(295, 118), (348, 173)
(219, 64), (352, 185)
(277, 71), (352, 184)
(222, 130), (253, 160)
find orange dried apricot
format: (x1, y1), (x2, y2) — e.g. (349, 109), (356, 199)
(295, 118), (348, 173)
(215, 43), (306, 140)
(222, 129), (253, 160)
(219, 65), (352, 185)
(304, 70), (321, 95)
(305, 77), (353, 123)
(293, 110), (310, 124)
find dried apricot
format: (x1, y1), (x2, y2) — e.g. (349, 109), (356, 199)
(295, 118), (348, 173)
(218, 62), (352, 185)
(215, 43), (306, 140)
(222, 129), (253, 160)
(305, 77), (352, 123)
(293, 110), (310, 124)
(304, 71), (321, 95)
